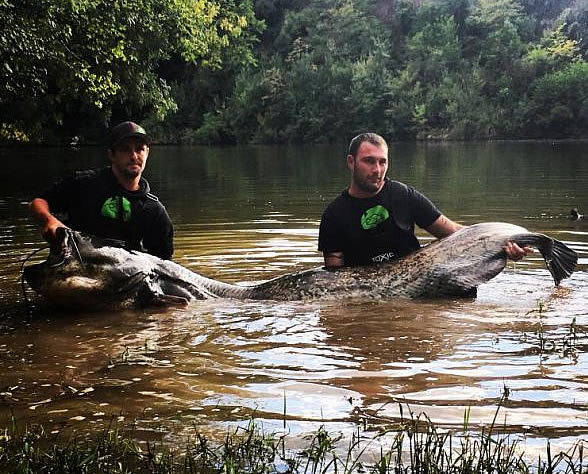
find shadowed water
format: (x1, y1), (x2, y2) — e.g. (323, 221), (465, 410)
(0, 142), (587, 455)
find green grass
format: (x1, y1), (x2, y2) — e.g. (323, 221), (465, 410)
(0, 401), (585, 473)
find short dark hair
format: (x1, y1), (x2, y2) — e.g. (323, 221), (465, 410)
(348, 133), (387, 157)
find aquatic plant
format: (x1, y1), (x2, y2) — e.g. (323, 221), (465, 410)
(522, 302), (587, 359)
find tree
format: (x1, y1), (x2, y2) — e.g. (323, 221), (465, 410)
(523, 23), (582, 77)
(0, 0), (259, 143)
(560, 0), (588, 57)
(525, 61), (588, 136)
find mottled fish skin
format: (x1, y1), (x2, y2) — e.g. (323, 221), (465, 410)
(24, 223), (577, 310)
(248, 222), (578, 300)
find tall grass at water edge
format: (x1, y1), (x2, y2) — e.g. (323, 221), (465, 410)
(0, 397), (586, 474)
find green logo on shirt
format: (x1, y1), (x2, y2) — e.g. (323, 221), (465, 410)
(101, 196), (131, 222)
(361, 205), (389, 230)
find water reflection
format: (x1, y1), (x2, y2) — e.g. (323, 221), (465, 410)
(2, 282), (586, 442)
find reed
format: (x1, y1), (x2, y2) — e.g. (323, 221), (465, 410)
(0, 402), (585, 473)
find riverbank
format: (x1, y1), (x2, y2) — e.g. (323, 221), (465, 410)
(3, 136), (588, 149)
(1, 403), (585, 473)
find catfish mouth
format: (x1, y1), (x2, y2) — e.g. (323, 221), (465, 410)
(21, 228), (143, 310)
(22, 227), (83, 293)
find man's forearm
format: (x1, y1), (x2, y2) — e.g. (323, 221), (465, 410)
(29, 198), (65, 240)
(323, 251), (344, 269)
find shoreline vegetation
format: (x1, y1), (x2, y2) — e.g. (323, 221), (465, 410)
(3, 137), (588, 151)
(2, 0), (588, 146)
(1, 401), (586, 473)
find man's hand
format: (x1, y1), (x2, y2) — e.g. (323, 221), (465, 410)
(41, 217), (67, 243)
(504, 241), (533, 261)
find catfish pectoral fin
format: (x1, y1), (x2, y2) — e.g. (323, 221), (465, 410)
(149, 295), (190, 307)
(159, 280), (205, 300)
(422, 255), (507, 298)
(115, 272), (149, 294)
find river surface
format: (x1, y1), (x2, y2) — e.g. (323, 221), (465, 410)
(0, 142), (587, 456)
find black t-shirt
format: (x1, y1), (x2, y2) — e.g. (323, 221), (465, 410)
(40, 167), (174, 259)
(318, 179), (441, 266)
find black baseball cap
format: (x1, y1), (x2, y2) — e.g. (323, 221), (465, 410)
(108, 121), (151, 148)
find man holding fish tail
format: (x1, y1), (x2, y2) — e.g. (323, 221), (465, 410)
(29, 121), (174, 259)
(319, 132), (531, 269)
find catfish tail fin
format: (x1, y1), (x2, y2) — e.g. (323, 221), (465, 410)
(513, 233), (577, 285)
(542, 238), (577, 285)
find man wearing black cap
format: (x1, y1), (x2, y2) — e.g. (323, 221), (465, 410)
(29, 121), (174, 259)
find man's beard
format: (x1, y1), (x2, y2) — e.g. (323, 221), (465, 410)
(353, 169), (383, 194)
(122, 166), (141, 179)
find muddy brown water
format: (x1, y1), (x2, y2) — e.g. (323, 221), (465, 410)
(0, 142), (587, 456)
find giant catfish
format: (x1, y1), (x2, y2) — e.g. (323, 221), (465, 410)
(23, 223), (577, 310)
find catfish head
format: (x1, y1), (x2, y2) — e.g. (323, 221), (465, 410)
(23, 228), (151, 310)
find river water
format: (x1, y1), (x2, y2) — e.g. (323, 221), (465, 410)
(0, 142), (587, 456)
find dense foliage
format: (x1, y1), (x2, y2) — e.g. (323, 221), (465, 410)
(1, 0), (587, 144)
(0, 0), (260, 143)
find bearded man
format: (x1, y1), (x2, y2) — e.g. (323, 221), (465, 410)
(318, 132), (529, 269)
(30, 121), (173, 259)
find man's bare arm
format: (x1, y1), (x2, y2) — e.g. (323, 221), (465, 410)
(425, 215), (463, 239)
(29, 198), (66, 242)
(323, 251), (344, 269)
